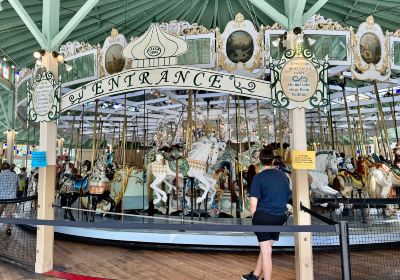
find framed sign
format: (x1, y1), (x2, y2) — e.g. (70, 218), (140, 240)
(178, 33), (216, 68)
(389, 31), (400, 71)
(31, 151), (47, 167)
(27, 70), (61, 122)
(351, 16), (391, 82)
(270, 48), (329, 110)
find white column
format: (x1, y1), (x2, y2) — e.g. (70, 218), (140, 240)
(35, 52), (57, 273)
(5, 129), (16, 164)
(289, 108), (314, 280)
(57, 137), (64, 156)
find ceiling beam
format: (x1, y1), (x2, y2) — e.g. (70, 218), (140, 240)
(302, 0), (329, 24)
(8, 0), (48, 48)
(50, 0), (100, 50)
(249, 0), (289, 28)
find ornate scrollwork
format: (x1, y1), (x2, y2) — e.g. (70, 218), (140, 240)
(228, 75), (256, 94)
(303, 14), (349, 31)
(27, 70), (61, 123)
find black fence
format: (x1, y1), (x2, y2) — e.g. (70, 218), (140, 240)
(309, 198), (400, 280)
(0, 196), (37, 271)
(0, 196), (399, 279)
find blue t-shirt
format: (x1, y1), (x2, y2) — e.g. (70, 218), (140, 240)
(249, 169), (291, 215)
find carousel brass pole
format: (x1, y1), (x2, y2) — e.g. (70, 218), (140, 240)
(206, 99), (210, 137)
(352, 116), (360, 156)
(355, 86), (366, 155)
(91, 100), (99, 167)
(256, 100), (263, 144)
(374, 125), (382, 156)
(97, 118), (104, 160)
(122, 94), (128, 168)
(194, 91), (198, 141)
(310, 120), (316, 150)
(328, 92), (335, 150)
(236, 97), (244, 219)
(376, 118), (388, 158)
(390, 88), (399, 143)
(340, 82), (355, 159)
(130, 127), (135, 165)
(67, 114), (76, 158)
(75, 128), (79, 163)
(374, 82), (392, 161)
(333, 118), (339, 153)
(279, 108), (284, 157)
(317, 107), (324, 150)
(185, 90), (193, 156)
(243, 99), (252, 163)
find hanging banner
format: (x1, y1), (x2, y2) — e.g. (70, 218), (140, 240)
(292, 150), (316, 170)
(27, 70), (61, 122)
(61, 65), (271, 112)
(31, 151), (48, 167)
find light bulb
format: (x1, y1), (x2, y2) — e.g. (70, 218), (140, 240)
(65, 64), (73, 72)
(307, 37), (316, 46)
(272, 37), (281, 48)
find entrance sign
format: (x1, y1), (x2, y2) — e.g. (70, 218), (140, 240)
(292, 150), (316, 170)
(27, 70), (61, 122)
(270, 48), (329, 110)
(31, 151), (48, 168)
(60, 65), (271, 112)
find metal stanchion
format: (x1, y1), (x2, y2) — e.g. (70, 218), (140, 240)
(338, 221), (351, 280)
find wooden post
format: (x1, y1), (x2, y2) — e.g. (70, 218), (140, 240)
(35, 52), (58, 273)
(5, 129), (16, 163)
(290, 108), (314, 280)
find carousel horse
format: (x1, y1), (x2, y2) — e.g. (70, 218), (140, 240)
(87, 154), (116, 221)
(58, 160), (90, 220)
(308, 151), (341, 198)
(147, 138), (222, 205)
(209, 167), (230, 217)
(332, 157), (367, 199)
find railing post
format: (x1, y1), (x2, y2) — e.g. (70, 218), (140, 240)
(338, 221), (351, 280)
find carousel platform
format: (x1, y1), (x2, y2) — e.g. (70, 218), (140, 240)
(52, 210), (400, 248)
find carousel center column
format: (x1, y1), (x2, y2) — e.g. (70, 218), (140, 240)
(289, 107), (313, 279)
(35, 52), (58, 273)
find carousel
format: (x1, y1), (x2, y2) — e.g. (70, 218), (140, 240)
(13, 13), (400, 247)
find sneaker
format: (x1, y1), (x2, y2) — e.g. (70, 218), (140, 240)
(241, 272), (258, 280)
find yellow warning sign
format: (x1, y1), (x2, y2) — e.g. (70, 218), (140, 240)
(292, 150), (316, 170)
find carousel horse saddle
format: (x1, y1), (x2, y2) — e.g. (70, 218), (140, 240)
(168, 158), (189, 177)
(390, 166), (400, 178)
(72, 177), (89, 191)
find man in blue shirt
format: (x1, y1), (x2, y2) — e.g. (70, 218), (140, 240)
(0, 162), (19, 235)
(242, 146), (291, 280)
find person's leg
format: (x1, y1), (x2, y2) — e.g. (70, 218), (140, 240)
(259, 240), (274, 280)
(253, 251), (263, 277)
(5, 204), (16, 231)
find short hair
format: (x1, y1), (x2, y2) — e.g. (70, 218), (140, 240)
(259, 146), (275, 166)
(1, 162), (10, 170)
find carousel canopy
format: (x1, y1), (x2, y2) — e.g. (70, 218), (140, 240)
(1, 0), (400, 147)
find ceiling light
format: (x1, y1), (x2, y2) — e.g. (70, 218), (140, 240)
(2, 57), (6, 62)
(57, 54), (64, 63)
(272, 37), (281, 48)
(11, 65), (15, 69)
(307, 36), (316, 46)
(36, 60), (43, 66)
(65, 63), (73, 72)
(33, 49), (46, 59)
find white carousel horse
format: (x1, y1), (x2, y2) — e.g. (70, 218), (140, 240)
(147, 138), (222, 205)
(308, 151), (341, 197)
(367, 163), (393, 199)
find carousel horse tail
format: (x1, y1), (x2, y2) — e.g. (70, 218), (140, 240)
(146, 162), (154, 201)
(368, 171), (377, 198)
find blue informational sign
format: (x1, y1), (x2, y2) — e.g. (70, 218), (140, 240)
(31, 151), (47, 167)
